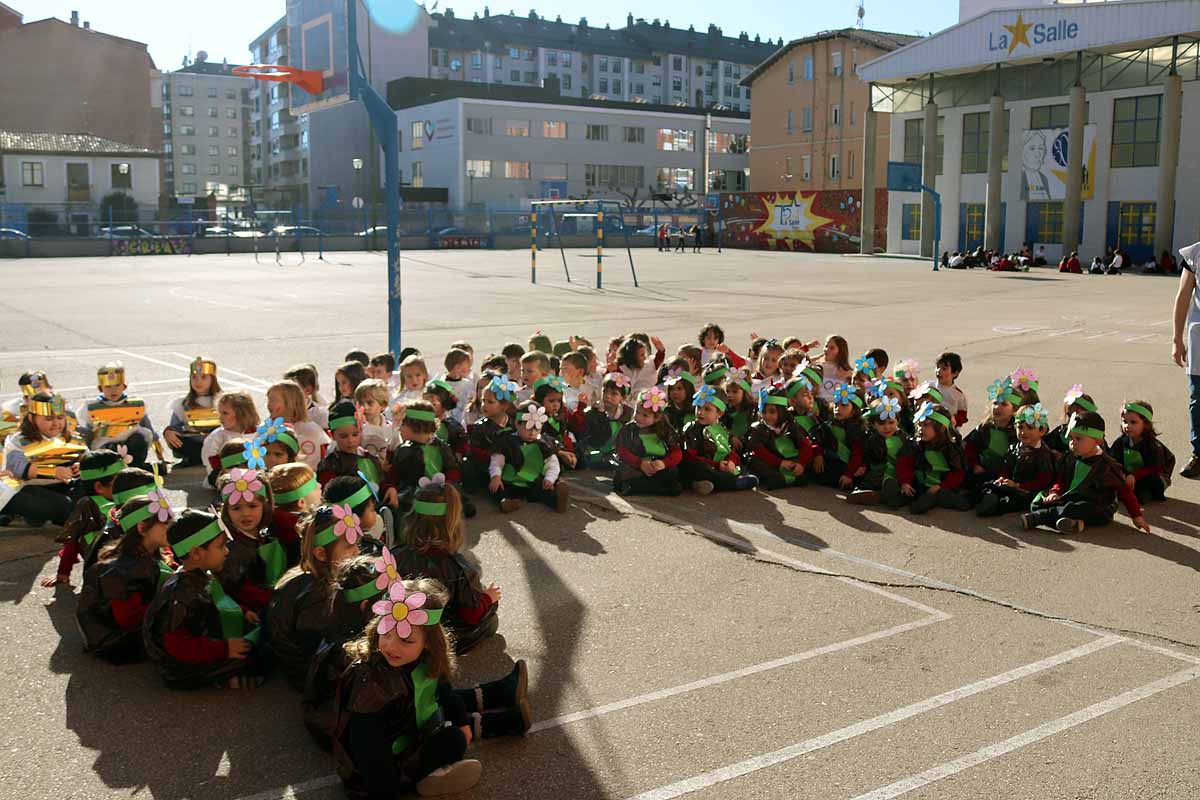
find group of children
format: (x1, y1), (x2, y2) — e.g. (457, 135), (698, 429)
(0, 327), (1178, 795)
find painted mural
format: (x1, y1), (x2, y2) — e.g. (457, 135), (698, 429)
(717, 189), (888, 253)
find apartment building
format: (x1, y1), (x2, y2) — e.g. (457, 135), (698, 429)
(160, 55), (253, 205)
(428, 10), (777, 113)
(247, 16), (309, 208)
(740, 29), (918, 193)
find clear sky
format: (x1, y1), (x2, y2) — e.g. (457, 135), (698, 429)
(19, 1), (958, 72)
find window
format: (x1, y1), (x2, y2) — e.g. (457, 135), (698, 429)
(1112, 95), (1161, 168)
(226, 88), (237, 100)
(901, 204), (921, 240)
(411, 121), (424, 150)
(831, 51), (843, 77)
(165, 162), (174, 176)
(208, 164), (221, 175)
(182, 182), (197, 194)
(208, 106), (219, 118)
(227, 145), (238, 157)
(803, 56), (813, 80)
(207, 86), (218, 98)
(623, 126), (645, 144)
(829, 154), (840, 179)
(586, 124), (609, 141)
(228, 164), (239, 176)
(672, 56), (683, 71)
(788, 62), (795, 83)
(208, 144), (220, 157)
(509, 47), (520, 59)
(547, 51), (557, 66)
(412, 161), (423, 187)
(21, 161), (44, 187)
(786, 110), (794, 133)
(163, 122), (172, 135)
(599, 78), (608, 93)
(501, 119), (530, 137)
(656, 167), (695, 191)
(672, 77), (682, 92)
(180, 125), (195, 136)
(181, 163), (197, 175)
(801, 154), (812, 180)
(1116, 201), (1156, 246)
(178, 85), (193, 96)
(465, 159), (492, 177)
(562, 74), (572, 90)
(543, 121), (567, 139)
(270, 111), (280, 130)
(227, 108), (238, 119)
(511, 69), (521, 82)
(802, 107), (813, 132)
(466, 118), (492, 135)
(300, 130), (309, 149)
(180, 144), (197, 156)
(784, 156), (793, 179)
(523, 49), (534, 60)
(634, 82), (644, 94)
(599, 57), (608, 72)
(656, 128), (695, 152)
(561, 52), (572, 68)
(504, 161), (531, 179)
(1031, 103), (1071, 130)
(208, 125), (220, 137)
(524, 71), (536, 83)
(831, 104), (841, 127)
(903, 116), (945, 175)
(961, 110), (1009, 173)
(470, 52), (482, 68)
(585, 164), (644, 187)
(1029, 201), (1064, 243)
(180, 105), (195, 117)
(612, 80), (622, 95)
(493, 56), (501, 69)
(708, 132), (749, 154)
(539, 163), (568, 180)
(612, 60), (622, 74)
(850, 101), (856, 127)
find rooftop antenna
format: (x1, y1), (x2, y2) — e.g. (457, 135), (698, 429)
(856, 0), (865, 28)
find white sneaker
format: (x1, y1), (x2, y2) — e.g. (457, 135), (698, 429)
(416, 759), (482, 796)
(692, 480), (714, 496)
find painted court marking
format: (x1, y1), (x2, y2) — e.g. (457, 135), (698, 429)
(112, 348), (266, 394)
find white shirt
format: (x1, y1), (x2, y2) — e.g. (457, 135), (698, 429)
(292, 420), (331, 470)
(1180, 243), (1200, 375)
(361, 419), (399, 459)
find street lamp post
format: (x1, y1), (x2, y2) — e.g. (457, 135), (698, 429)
(467, 168), (476, 206)
(352, 157), (366, 247)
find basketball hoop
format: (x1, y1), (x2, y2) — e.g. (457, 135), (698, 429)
(232, 64), (324, 96)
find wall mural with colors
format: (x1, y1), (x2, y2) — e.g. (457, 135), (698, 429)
(717, 189), (888, 253)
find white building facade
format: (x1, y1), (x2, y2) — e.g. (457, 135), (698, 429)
(859, 0), (1200, 263)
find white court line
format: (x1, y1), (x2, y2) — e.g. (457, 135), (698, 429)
(168, 285), (256, 310)
(850, 664), (1200, 800)
(168, 352), (272, 387)
(232, 775), (342, 800)
(112, 349), (266, 394)
(53, 377), (186, 394)
(623, 637), (1122, 800)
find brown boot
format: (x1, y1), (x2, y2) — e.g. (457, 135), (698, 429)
(500, 498), (523, 513)
(554, 482), (570, 513)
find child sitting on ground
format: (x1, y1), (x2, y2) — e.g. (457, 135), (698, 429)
(465, 375), (516, 491)
(680, 386), (759, 495)
(488, 401), (568, 513)
(581, 373), (634, 465)
(440, 348), (475, 424)
(283, 364), (329, 429)
(848, 398), (905, 506)
(613, 387), (683, 496)
(1109, 400), (1175, 505)
(164, 358), (222, 467)
(897, 403), (972, 514)
(1047, 384), (1102, 454)
(976, 404), (1058, 517)
(268, 380), (328, 471)
(354, 379), (397, 460)
(201, 391), (260, 486)
(935, 352), (969, 428)
(745, 387), (809, 490)
(215, 468), (291, 614)
(41, 449), (124, 587)
(964, 377), (1022, 498)
(76, 363), (160, 471)
(319, 401), (398, 506)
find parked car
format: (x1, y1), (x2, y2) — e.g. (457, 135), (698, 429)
(98, 225), (160, 239)
(354, 226), (412, 237)
(0, 227), (31, 239)
(271, 225), (324, 237)
(204, 226), (264, 239)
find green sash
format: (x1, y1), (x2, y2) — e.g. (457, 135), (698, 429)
(706, 424), (739, 474)
(436, 423), (448, 443)
(981, 427), (1010, 472)
(916, 448), (950, 488)
(82, 495), (115, 547)
(207, 579), (259, 643)
(884, 435), (904, 479)
(795, 414), (816, 434)
(156, 560), (173, 588)
(357, 455), (382, 485)
(257, 539), (287, 586)
(832, 425), (850, 464)
(1121, 446), (1144, 474)
(639, 433), (667, 457)
(774, 435), (799, 484)
(1066, 459), (1092, 495)
(418, 444), (443, 479)
(502, 442), (544, 487)
(391, 662), (441, 754)
(547, 418), (562, 438)
(728, 410), (750, 440)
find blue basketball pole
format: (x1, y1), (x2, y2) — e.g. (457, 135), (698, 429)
(347, 0), (402, 355)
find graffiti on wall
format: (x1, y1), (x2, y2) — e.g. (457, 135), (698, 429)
(717, 189), (889, 253)
(111, 238), (193, 256)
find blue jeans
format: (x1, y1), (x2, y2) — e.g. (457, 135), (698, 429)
(1191, 374), (1200, 457)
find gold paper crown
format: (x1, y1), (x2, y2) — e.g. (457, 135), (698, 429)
(97, 363), (126, 387)
(28, 396), (66, 416)
(20, 372), (48, 397)
(191, 358), (218, 377)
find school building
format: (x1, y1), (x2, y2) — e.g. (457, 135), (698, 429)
(858, 0), (1200, 264)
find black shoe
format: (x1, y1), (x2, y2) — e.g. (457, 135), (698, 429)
(939, 491), (974, 511)
(910, 491), (937, 515)
(660, 481), (683, 497)
(481, 705), (531, 738)
(734, 474), (760, 491)
(461, 496), (477, 519)
(482, 659), (527, 710)
(1020, 512), (1038, 531)
(1181, 455), (1200, 480)
(975, 493), (1002, 517)
(613, 480), (631, 496)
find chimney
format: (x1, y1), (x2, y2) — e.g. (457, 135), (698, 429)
(483, 5), (489, 16)
(626, 13), (633, 27)
(83, 21), (90, 30)
(70, 10), (79, 26)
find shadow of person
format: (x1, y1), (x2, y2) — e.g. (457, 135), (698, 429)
(1055, 519), (1200, 573)
(1142, 496), (1200, 539)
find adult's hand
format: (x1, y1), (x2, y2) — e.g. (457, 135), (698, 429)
(1172, 338), (1187, 369)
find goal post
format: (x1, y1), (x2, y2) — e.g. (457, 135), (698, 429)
(529, 199), (639, 289)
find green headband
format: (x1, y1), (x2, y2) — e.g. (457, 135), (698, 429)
(709, 397), (727, 413)
(331, 483), (373, 510)
(113, 482), (155, 505)
(272, 475), (318, 505)
(734, 378), (752, 393)
(799, 369), (822, 387)
(762, 395), (789, 408)
(786, 379), (809, 398)
(704, 367), (728, 384)
(404, 409), (436, 423)
(427, 379), (455, 394)
(172, 519), (222, 557)
(667, 371), (698, 386)
(412, 499), (448, 516)
(274, 430), (300, 453)
(1070, 424), (1106, 440)
(847, 394), (865, 409)
(995, 390), (1023, 406)
(343, 578), (385, 604)
(313, 522), (343, 548)
(119, 502), (167, 532)
(81, 460), (124, 482)
(1124, 403), (1153, 423)
(220, 451), (248, 469)
(1073, 397), (1097, 413)
(329, 414), (358, 430)
(922, 410), (952, 429)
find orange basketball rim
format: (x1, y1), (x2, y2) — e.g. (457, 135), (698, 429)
(232, 64), (324, 96)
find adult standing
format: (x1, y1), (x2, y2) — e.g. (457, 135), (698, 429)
(692, 223), (702, 253)
(1172, 242), (1200, 478)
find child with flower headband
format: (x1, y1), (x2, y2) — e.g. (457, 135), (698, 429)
(267, 504), (364, 689)
(391, 478), (502, 652)
(164, 357), (222, 467)
(817, 335), (853, 401)
(423, 379), (468, 460)
(266, 380), (327, 472)
(848, 398), (906, 506)
(613, 387), (684, 496)
(324, 474), (392, 549)
(533, 375), (581, 471)
(720, 369), (757, 451)
(896, 403), (972, 514)
(81, 467), (158, 571)
(963, 377), (1022, 497)
(391, 400), (467, 515)
(75, 493), (174, 663)
(41, 449), (124, 587)
(581, 372), (634, 465)
(680, 385), (759, 495)
(893, 358), (921, 398)
(320, 400), (400, 509)
(1047, 384), (1103, 454)
(745, 385), (810, 490)
(202, 390), (261, 486)
(1022, 410), (1151, 535)
(489, 400), (568, 513)
(354, 378), (398, 459)
(976, 404), (1058, 517)
(257, 417), (302, 470)
(330, 576), (486, 796)
(465, 374), (517, 491)
(851, 354), (880, 397)
(75, 362), (160, 472)
(1008, 367), (1041, 407)
(867, 374), (914, 437)
(1109, 400), (1175, 505)
(822, 383), (867, 490)
(214, 468), (289, 614)
(785, 366), (835, 479)
(663, 361), (699, 433)
(3, 392), (86, 527)
(144, 509), (268, 689)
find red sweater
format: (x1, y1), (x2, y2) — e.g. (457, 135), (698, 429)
(617, 444), (683, 470)
(896, 453), (966, 490)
